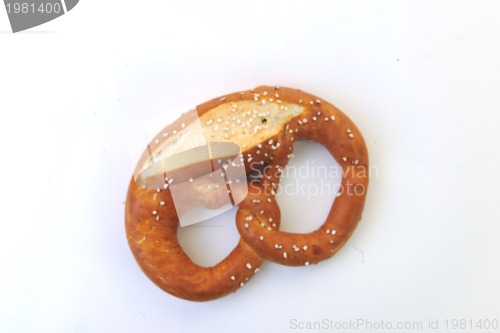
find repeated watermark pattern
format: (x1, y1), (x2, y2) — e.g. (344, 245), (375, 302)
(248, 162), (377, 199)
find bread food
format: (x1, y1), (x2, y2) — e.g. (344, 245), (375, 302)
(125, 86), (369, 301)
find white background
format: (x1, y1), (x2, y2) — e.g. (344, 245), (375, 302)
(1, 1), (500, 332)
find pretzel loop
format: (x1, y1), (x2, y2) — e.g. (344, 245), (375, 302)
(236, 88), (369, 266)
(125, 180), (281, 301)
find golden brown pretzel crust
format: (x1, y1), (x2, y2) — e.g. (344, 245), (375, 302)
(125, 182), (276, 301)
(235, 87), (369, 266)
(125, 86), (369, 301)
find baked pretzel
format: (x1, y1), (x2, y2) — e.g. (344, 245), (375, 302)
(125, 86), (368, 301)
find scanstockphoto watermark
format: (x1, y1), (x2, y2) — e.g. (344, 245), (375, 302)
(249, 162), (378, 199)
(290, 318), (424, 331)
(289, 318), (499, 331)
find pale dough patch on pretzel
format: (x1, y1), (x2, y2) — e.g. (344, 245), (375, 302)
(135, 100), (304, 178)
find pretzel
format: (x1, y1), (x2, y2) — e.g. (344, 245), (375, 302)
(125, 86), (369, 301)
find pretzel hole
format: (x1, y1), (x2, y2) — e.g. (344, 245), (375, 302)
(177, 206), (240, 267)
(275, 141), (342, 233)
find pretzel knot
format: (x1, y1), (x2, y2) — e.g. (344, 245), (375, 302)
(125, 86), (369, 301)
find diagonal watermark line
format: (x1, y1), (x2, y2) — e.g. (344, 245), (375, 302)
(60, 0), (67, 13)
